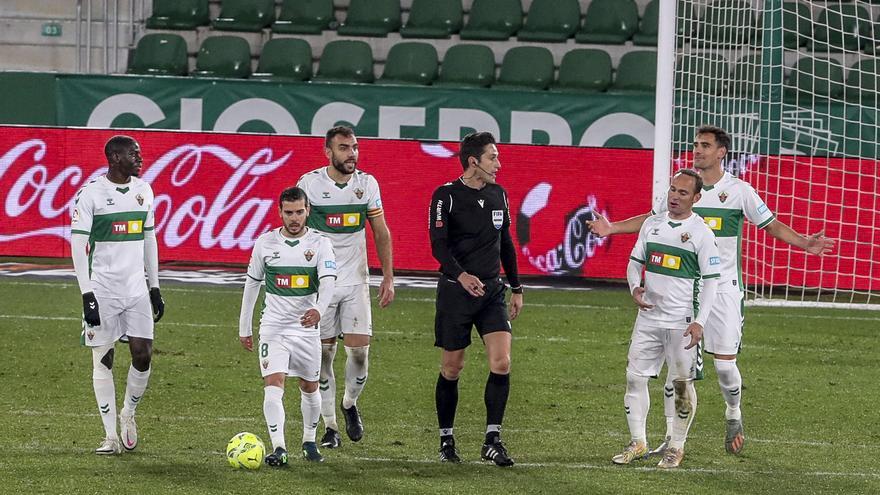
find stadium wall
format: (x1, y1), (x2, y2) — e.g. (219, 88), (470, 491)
(1, 125), (873, 290)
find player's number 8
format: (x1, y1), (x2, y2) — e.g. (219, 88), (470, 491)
(260, 343), (268, 358)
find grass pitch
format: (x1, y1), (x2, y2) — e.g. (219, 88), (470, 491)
(0, 277), (877, 494)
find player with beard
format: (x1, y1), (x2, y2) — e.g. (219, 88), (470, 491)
(70, 135), (165, 455)
(297, 126), (395, 448)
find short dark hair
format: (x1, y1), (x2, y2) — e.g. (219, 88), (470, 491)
(458, 131), (496, 170)
(104, 135), (136, 160)
(696, 125), (731, 153)
(674, 168), (704, 194)
(279, 186), (309, 208)
(325, 125), (355, 149)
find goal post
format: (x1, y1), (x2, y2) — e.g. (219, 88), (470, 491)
(656, 0), (880, 309)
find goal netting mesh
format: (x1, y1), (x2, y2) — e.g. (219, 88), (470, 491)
(670, 0), (879, 308)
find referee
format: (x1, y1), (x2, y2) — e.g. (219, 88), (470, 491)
(428, 131), (524, 467)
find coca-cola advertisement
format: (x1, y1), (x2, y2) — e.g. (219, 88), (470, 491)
(0, 126), (647, 280)
(1, 126), (874, 290)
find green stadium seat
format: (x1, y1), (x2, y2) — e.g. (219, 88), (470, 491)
(378, 42), (438, 85)
(862, 16), (880, 54)
(611, 50), (657, 93)
(677, 0), (697, 38)
(459, 0), (523, 41)
(400, 0), (462, 39)
(517, 0), (580, 42)
(313, 40), (374, 83)
(191, 36), (252, 78)
(698, 0), (756, 46)
(846, 59), (880, 104)
(551, 49), (612, 93)
(212, 0), (275, 32)
(811, 4), (872, 52)
(128, 33), (188, 76)
(146, 0), (209, 29)
(633, 0), (659, 46)
(783, 1), (811, 49)
(676, 53), (729, 95)
(494, 46), (554, 91)
(435, 44), (496, 88)
(575, 0), (639, 44)
(337, 0), (401, 37)
(785, 56), (845, 101)
(272, 0), (335, 34)
(251, 38), (312, 82)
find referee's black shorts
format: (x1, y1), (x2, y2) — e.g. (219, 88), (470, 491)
(434, 276), (511, 351)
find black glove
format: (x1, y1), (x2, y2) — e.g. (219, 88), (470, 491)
(150, 287), (165, 322)
(82, 292), (101, 327)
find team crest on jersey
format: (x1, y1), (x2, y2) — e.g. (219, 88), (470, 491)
(136, 193), (144, 206)
(718, 191), (728, 203)
(681, 232), (691, 243)
(492, 210), (503, 229)
(304, 249), (315, 261)
(354, 188), (364, 199)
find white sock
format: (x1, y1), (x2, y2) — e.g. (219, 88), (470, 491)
(670, 380), (697, 450)
(320, 343), (338, 430)
(342, 345), (369, 409)
(122, 365), (151, 415)
(663, 375), (675, 438)
(301, 389), (321, 443)
(624, 371), (649, 444)
(92, 346), (117, 439)
(263, 385), (285, 450)
(715, 359), (742, 420)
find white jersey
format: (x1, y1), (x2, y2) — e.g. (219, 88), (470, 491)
(246, 227), (337, 337)
(630, 212), (721, 324)
(655, 171), (775, 292)
(297, 167), (383, 286)
(70, 175), (155, 299)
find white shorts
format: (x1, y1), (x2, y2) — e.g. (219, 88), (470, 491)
(320, 283), (372, 340)
(257, 333), (321, 381)
(627, 315), (698, 381)
(702, 290), (744, 355)
(82, 293), (153, 347)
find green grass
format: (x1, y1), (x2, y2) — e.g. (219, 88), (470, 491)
(0, 278), (878, 494)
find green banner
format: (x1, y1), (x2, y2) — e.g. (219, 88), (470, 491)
(54, 74), (657, 148)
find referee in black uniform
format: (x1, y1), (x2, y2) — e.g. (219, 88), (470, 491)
(428, 131), (524, 467)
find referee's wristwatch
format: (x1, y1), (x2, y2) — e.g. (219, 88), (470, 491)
(510, 285), (524, 294)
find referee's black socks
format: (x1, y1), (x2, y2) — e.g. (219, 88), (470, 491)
(436, 373), (459, 442)
(485, 372), (510, 442)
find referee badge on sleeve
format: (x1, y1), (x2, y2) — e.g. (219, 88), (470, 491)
(492, 210), (503, 230)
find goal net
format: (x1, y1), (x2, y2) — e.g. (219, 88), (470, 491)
(667, 0), (880, 309)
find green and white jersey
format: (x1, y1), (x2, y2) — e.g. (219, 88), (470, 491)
(655, 172), (775, 292)
(297, 167), (383, 287)
(246, 227), (337, 337)
(630, 212), (721, 323)
(70, 176), (155, 299)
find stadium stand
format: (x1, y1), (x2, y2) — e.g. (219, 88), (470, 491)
(575, 0), (639, 44)
(611, 50), (657, 93)
(632, 0), (659, 46)
(494, 45), (555, 90)
(211, 0), (275, 32)
(812, 3), (872, 52)
(551, 48), (613, 93)
(785, 55), (846, 101)
(434, 43), (496, 88)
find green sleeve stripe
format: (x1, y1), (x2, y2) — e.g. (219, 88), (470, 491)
(629, 256), (645, 264)
(757, 216), (776, 229)
(71, 229), (90, 236)
(702, 273), (721, 279)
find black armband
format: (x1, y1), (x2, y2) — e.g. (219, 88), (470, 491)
(510, 285), (523, 294)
